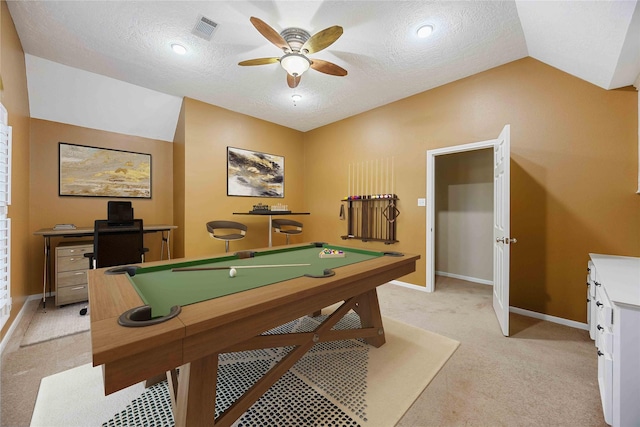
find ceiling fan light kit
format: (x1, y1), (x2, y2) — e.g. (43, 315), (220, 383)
(239, 16), (347, 89)
(280, 53), (311, 76)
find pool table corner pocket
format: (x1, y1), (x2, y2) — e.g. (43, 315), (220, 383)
(118, 304), (182, 327)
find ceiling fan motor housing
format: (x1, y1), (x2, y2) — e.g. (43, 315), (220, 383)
(280, 27), (311, 52)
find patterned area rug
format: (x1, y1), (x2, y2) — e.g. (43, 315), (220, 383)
(20, 299), (89, 347)
(32, 313), (459, 427)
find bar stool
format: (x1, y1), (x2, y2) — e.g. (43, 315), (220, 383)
(272, 219), (303, 245)
(206, 220), (247, 252)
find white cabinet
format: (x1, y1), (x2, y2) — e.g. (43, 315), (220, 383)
(588, 254), (640, 427)
(55, 241), (91, 306)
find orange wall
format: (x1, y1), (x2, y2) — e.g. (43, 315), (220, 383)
(28, 119), (174, 296)
(172, 100), (186, 258)
(176, 98), (305, 258)
(0, 0), (30, 339)
(304, 57), (639, 323)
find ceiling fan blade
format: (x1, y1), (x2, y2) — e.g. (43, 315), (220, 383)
(238, 57), (280, 66)
(250, 17), (290, 52)
(287, 73), (301, 88)
(310, 59), (348, 76)
(301, 26), (343, 54)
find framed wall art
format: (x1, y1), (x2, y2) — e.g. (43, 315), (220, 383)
(58, 142), (151, 198)
(227, 147), (284, 197)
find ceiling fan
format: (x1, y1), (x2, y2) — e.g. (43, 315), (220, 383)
(238, 17), (348, 88)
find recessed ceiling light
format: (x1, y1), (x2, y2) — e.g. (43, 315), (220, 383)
(291, 94), (302, 102)
(417, 25), (434, 38)
(171, 43), (187, 55)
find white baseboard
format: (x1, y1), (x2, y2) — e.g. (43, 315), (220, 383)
(510, 306), (589, 331)
(0, 294), (44, 355)
(386, 282), (588, 331)
(388, 280), (430, 292)
(435, 271), (493, 286)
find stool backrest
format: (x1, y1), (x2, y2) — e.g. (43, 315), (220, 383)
(206, 220), (247, 234)
(272, 219), (303, 230)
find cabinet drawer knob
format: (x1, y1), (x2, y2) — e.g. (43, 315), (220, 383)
(596, 301), (603, 307)
(595, 281), (601, 287)
(597, 350), (604, 357)
(597, 324), (603, 331)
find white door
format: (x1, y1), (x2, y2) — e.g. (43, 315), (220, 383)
(426, 125), (513, 337)
(493, 124), (512, 337)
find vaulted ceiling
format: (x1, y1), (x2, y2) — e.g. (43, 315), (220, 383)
(7, 1), (640, 141)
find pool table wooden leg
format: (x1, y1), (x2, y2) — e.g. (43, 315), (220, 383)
(353, 289), (386, 347)
(174, 353), (219, 427)
(143, 369), (179, 412)
(166, 368), (179, 413)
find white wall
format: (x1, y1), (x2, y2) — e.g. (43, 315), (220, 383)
(435, 148), (493, 283)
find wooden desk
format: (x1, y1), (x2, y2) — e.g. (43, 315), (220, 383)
(89, 243), (419, 426)
(233, 211), (310, 247)
(33, 224), (177, 307)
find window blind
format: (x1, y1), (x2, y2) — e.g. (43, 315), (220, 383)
(0, 103), (12, 331)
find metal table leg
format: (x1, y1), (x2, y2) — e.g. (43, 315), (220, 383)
(42, 236), (50, 309)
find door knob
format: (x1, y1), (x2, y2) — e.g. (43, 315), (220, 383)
(496, 237), (518, 244)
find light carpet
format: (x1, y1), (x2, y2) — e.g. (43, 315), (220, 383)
(20, 300), (90, 347)
(31, 314), (459, 427)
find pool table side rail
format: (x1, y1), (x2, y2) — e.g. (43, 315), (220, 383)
(180, 254), (419, 364)
(179, 251), (417, 337)
(89, 246), (419, 395)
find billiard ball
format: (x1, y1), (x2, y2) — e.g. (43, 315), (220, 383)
(229, 268), (237, 278)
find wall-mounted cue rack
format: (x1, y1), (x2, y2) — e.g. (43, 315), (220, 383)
(343, 157), (399, 243)
(341, 195), (399, 244)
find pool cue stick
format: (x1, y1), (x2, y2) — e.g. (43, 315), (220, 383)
(363, 161), (366, 198)
(386, 157), (389, 197)
(172, 263), (311, 272)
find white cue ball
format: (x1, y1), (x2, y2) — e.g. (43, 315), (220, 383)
(229, 268), (237, 278)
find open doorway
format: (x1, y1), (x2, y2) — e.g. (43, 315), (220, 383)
(434, 149), (494, 286)
(426, 125), (512, 336)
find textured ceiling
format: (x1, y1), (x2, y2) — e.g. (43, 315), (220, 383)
(6, 1), (640, 139)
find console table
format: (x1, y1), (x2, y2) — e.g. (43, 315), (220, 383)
(233, 212), (310, 247)
(34, 224), (177, 308)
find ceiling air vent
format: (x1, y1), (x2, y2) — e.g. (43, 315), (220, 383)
(192, 15), (218, 41)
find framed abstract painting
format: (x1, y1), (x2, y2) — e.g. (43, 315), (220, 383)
(227, 147), (284, 197)
(58, 142), (151, 198)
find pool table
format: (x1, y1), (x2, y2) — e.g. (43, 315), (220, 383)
(89, 242), (419, 427)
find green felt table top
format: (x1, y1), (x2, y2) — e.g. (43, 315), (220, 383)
(127, 244), (383, 317)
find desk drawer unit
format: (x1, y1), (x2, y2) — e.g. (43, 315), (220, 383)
(588, 254), (640, 427)
(587, 260), (596, 340)
(594, 280), (614, 424)
(55, 242), (91, 306)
